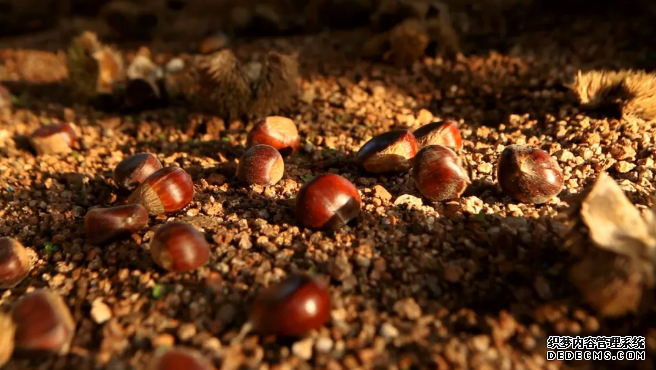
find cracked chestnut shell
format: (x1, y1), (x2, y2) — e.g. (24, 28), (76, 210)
(356, 130), (418, 173)
(12, 289), (76, 354)
(295, 173), (361, 231)
(147, 347), (212, 370)
(128, 167), (194, 215)
(237, 144), (284, 185)
(250, 273), (331, 337)
(497, 145), (564, 204)
(413, 120), (462, 149)
(29, 123), (76, 155)
(114, 153), (163, 190)
(150, 222), (210, 272)
(413, 145), (471, 202)
(247, 116), (299, 156)
(84, 204), (149, 245)
(0, 237), (32, 289)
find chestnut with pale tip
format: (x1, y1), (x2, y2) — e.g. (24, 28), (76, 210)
(29, 123), (76, 155)
(250, 273), (331, 337)
(0, 237), (32, 289)
(147, 347), (213, 370)
(84, 204), (149, 245)
(497, 145), (564, 204)
(413, 120), (462, 149)
(149, 222), (210, 272)
(412, 145), (471, 202)
(114, 153), (163, 190)
(356, 129), (418, 173)
(128, 167), (194, 215)
(12, 289), (76, 354)
(295, 173), (361, 231)
(246, 116), (299, 156)
(237, 144), (284, 185)
(0, 312), (15, 368)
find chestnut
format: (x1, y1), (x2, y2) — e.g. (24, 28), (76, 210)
(237, 144), (284, 185)
(150, 222), (210, 272)
(413, 120), (462, 149)
(114, 153), (163, 190)
(84, 204), (149, 245)
(497, 145), (564, 204)
(412, 145), (471, 202)
(295, 173), (361, 231)
(148, 347), (212, 370)
(246, 116), (299, 156)
(0, 312), (15, 368)
(12, 289), (75, 354)
(0, 237), (32, 289)
(29, 123), (76, 155)
(128, 167), (194, 215)
(250, 273), (331, 337)
(356, 130), (418, 173)
(125, 52), (164, 109)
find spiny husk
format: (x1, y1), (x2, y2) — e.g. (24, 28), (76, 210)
(66, 31), (124, 102)
(570, 69), (656, 121)
(249, 51), (300, 118)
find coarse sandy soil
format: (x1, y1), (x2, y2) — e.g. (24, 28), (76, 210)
(1, 1), (656, 370)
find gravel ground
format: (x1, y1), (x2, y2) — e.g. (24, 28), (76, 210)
(1, 1), (656, 369)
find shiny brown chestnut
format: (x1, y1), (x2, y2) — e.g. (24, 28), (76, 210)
(250, 273), (331, 337)
(12, 289), (76, 354)
(29, 123), (76, 155)
(497, 145), (564, 204)
(356, 130), (419, 173)
(84, 204), (149, 245)
(295, 173), (361, 231)
(412, 145), (471, 202)
(0, 237), (32, 289)
(237, 144), (284, 186)
(413, 120), (462, 149)
(150, 222), (210, 272)
(246, 116), (299, 156)
(114, 153), (163, 190)
(147, 347), (213, 370)
(128, 167), (194, 215)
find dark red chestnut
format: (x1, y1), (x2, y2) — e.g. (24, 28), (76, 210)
(356, 130), (418, 173)
(30, 123), (76, 155)
(84, 204), (149, 245)
(0, 237), (32, 289)
(150, 222), (210, 272)
(128, 167), (194, 215)
(147, 347), (212, 370)
(114, 153), (163, 190)
(12, 289), (76, 354)
(295, 173), (361, 231)
(250, 273), (331, 337)
(497, 145), (564, 204)
(237, 144), (284, 185)
(413, 120), (462, 149)
(247, 116), (299, 156)
(412, 145), (471, 202)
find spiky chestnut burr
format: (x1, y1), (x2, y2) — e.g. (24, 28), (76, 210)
(248, 51), (300, 118)
(66, 31), (124, 102)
